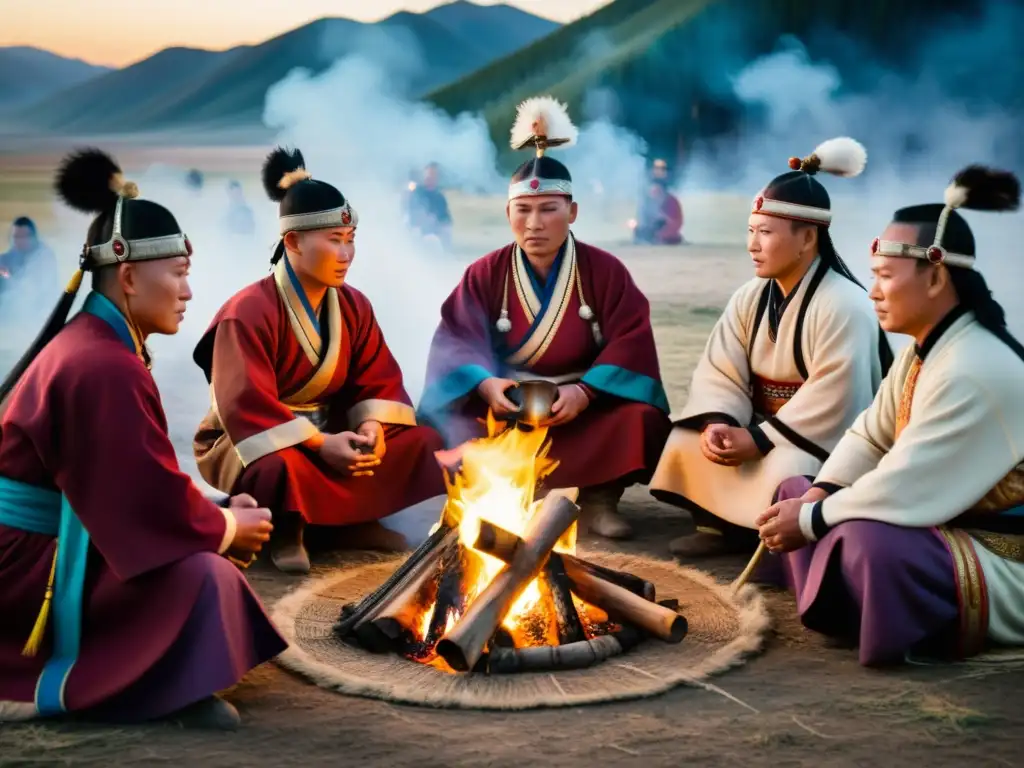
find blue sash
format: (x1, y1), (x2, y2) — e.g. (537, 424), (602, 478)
(0, 291), (137, 715)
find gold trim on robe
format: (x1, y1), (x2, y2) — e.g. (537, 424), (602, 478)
(751, 375), (801, 417)
(193, 264), (346, 492)
(346, 398), (417, 430)
(505, 237), (576, 369)
(936, 527), (990, 658)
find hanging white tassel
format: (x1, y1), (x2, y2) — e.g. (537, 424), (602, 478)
(578, 304), (594, 321)
(496, 312), (512, 333)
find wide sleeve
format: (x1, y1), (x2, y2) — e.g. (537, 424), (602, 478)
(798, 370), (1022, 541)
(578, 258), (670, 412)
(54, 358), (234, 582)
(418, 259), (502, 420)
(756, 294), (879, 458)
(211, 317), (319, 466)
(671, 285), (755, 430)
(813, 352), (905, 489)
(335, 294), (417, 429)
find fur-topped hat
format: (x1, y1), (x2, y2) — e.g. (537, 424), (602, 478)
(507, 96), (578, 201)
(751, 137), (868, 226)
(262, 147), (358, 236)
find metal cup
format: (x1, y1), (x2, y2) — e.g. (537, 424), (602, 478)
(510, 379), (558, 427)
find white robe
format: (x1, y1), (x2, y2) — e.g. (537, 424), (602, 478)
(798, 311), (1024, 647)
(651, 257), (883, 528)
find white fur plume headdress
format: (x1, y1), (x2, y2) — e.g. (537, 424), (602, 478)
(751, 136), (868, 226)
(510, 96), (579, 157)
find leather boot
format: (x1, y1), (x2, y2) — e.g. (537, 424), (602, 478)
(169, 695), (241, 731)
(578, 484), (632, 540)
(271, 511), (311, 574)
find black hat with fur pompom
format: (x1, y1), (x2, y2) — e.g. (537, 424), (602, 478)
(261, 146), (358, 237)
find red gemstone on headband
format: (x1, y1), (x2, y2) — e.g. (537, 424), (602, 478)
(927, 246), (944, 264)
(870, 237), (880, 254)
(184, 237), (193, 256)
(754, 195), (764, 211)
(341, 210), (352, 225)
(529, 178), (540, 190)
(788, 157), (801, 170)
(112, 239), (125, 257)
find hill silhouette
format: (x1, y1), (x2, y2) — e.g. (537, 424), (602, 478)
(425, 0), (1016, 165)
(11, 1), (558, 134)
(0, 47), (110, 109)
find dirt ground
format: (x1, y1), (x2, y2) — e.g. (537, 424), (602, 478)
(1, 152), (1022, 767)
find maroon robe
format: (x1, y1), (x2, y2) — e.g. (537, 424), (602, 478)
(419, 236), (671, 490)
(0, 310), (285, 721)
(193, 270), (444, 527)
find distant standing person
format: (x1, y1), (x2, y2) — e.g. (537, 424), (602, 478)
(407, 162), (453, 247)
(0, 217), (59, 311)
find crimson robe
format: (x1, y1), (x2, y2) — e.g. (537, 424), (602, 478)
(0, 293), (285, 722)
(193, 260), (444, 527)
(419, 235), (671, 490)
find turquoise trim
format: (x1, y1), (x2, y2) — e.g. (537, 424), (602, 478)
(82, 292), (134, 351)
(0, 476), (60, 535)
(0, 476), (90, 716)
(582, 364), (670, 413)
(284, 256), (320, 333)
(417, 363), (493, 420)
(35, 495), (89, 715)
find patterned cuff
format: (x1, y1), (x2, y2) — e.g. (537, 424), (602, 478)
(747, 425), (775, 456)
(576, 382), (597, 401)
(811, 481), (844, 496)
(798, 499), (831, 543)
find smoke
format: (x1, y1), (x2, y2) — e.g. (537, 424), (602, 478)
(676, 1), (1024, 333)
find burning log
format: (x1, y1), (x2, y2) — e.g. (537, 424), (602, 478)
(487, 625), (645, 674)
(335, 525), (457, 639)
(473, 524), (687, 644)
(422, 544), (469, 647)
(434, 492), (580, 672)
(542, 554), (586, 645)
(472, 520), (655, 601)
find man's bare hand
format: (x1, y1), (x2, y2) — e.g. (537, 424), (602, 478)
(319, 431), (381, 477)
(477, 377), (520, 417)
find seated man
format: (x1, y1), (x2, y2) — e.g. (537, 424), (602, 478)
(632, 180), (683, 245)
(418, 96), (671, 540)
(193, 147), (446, 575)
(757, 165), (1024, 666)
(651, 138), (892, 557)
(0, 150), (285, 729)
(0, 216), (60, 313)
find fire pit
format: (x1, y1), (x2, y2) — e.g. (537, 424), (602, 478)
(334, 416), (688, 674)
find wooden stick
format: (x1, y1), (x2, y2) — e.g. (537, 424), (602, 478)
(561, 560), (687, 643)
(472, 523), (686, 644)
(543, 554), (586, 645)
(731, 541), (766, 593)
(335, 527), (457, 637)
(472, 519), (654, 600)
(434, 493), (580, 672)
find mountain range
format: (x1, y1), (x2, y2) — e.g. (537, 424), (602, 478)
(0, 1), (559, 134)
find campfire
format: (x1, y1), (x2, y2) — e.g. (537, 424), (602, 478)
(335, 414), (688, 674)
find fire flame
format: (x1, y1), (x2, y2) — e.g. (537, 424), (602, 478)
(437, 412), (573, 636)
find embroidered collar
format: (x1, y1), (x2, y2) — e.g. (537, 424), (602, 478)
(916, 305), (969, 360)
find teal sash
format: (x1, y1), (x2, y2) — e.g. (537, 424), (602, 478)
(0, 291), (137, 715)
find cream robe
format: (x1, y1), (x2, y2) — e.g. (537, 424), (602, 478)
(651, 258), (882, 528)
(799, 311), (1024, 647)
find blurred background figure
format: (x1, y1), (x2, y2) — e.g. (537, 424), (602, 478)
(185, 168), (205, 197)
(405, 161), (453, 249)
(0, 216), (59, 317)
(631, 179), (684, 245)
(222, 179), (255, 236)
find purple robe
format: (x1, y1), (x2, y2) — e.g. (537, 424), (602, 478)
(0, 293), (286, 721)
(418, 236), (670, 490)
(761, 476), (960, 666)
